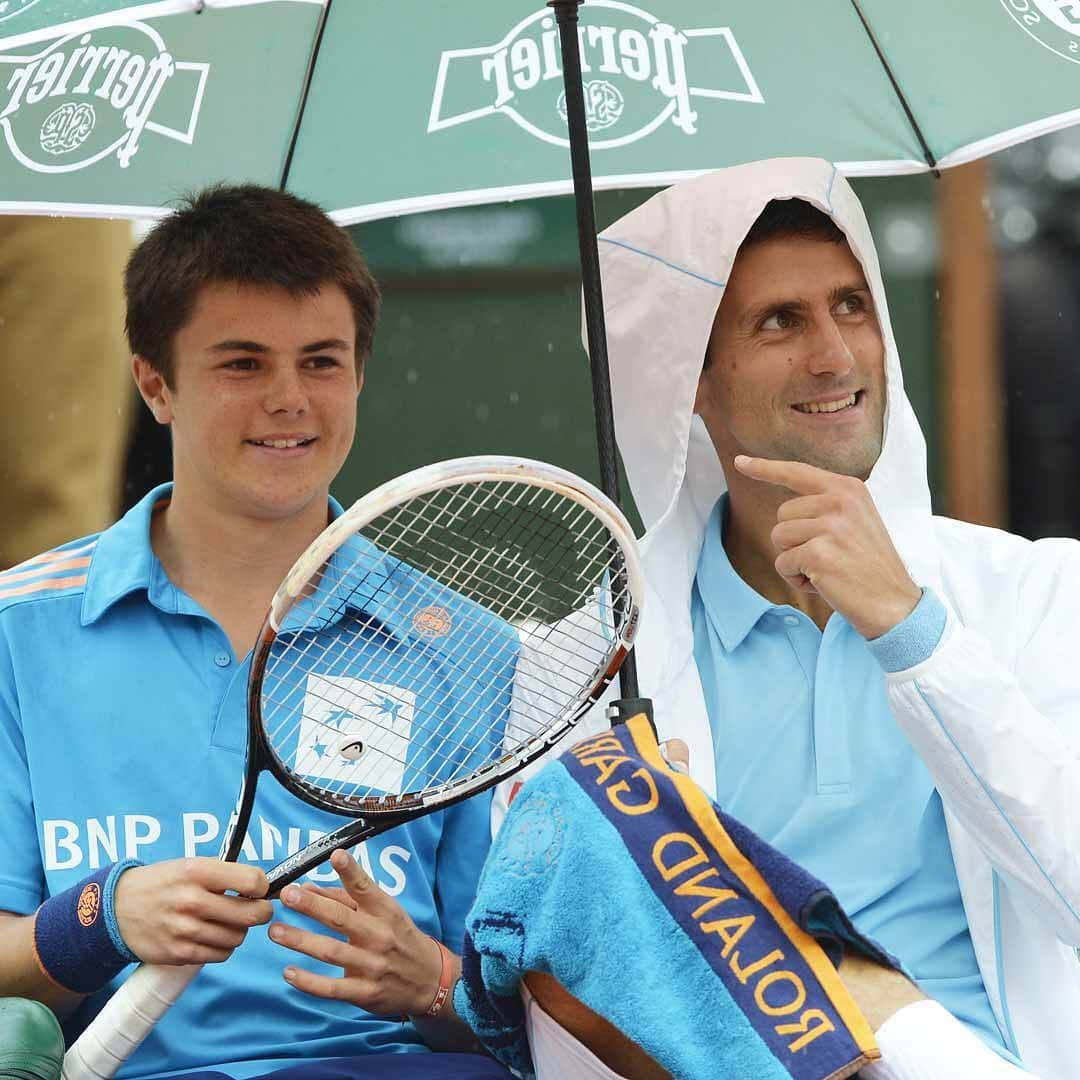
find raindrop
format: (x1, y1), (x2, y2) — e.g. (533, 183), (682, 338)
(406, 368), (419, 384)
(1047, 142), (1080, 184)
(1001, 206), (1037, 245)
(475, 403), (490, 423)
(540, 412), (561, 433)
(509, 391), (520, 405)
(546, 342), (555, 353)
(883, 218), (923, 259)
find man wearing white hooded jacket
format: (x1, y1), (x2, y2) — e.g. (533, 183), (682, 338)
(503, 158), (1078, 1080)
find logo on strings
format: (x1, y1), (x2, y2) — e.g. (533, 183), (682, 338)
(296, 677), (416, 795)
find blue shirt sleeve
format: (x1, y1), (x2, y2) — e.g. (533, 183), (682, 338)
(866, 587), (948, 674)
(0, 616), (46, 914)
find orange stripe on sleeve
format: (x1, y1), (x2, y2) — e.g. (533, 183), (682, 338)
(0, 574), (89, 601)
(0, 556), (92, 585)
(3, 541), (97, 576)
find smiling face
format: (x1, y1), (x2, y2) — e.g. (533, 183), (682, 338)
(696, 235), (886, 481)
(136, 281), (360, 522)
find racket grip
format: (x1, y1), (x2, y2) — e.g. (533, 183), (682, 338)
(61, 963), (202, 1080)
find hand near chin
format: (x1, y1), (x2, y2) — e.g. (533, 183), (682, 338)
(733, 455), (922, 640)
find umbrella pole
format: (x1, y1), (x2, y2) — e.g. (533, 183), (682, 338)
(549, 0), (647, 720)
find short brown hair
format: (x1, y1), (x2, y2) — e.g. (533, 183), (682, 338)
(741, 198), (847, 250)
(125, 184), (380, 386)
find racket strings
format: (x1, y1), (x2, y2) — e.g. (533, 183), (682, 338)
(371, 483), (614, 616)
(263, 553), (630, 781)
(260, 479), (633, 806)
(280, 482), (629, 697)
(261, 537), (631, 792)
(263, 537), (625, 745)
(273, 546), (630, 780)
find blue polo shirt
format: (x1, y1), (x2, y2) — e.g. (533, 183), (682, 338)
(690, 497), (1020, 1063)
(0, 485), (497, 1079)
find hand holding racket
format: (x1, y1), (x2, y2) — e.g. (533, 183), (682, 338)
(64, 456), (643, 1080)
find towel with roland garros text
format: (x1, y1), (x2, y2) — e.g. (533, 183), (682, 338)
(455, 713), (896, 1079)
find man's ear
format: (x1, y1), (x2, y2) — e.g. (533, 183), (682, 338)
(132, 356), (173, 425)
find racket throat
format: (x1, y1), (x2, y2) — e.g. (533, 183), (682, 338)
(264, 821), (371, 897)
(220, 792), (257, 864)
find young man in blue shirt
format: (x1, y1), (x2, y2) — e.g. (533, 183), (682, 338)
(0, 186), (506, 1079)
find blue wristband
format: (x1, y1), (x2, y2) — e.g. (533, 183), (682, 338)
(33, 860), (142, 994)
(866, 587), (948, 673)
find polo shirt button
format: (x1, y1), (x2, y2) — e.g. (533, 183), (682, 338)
(783, 614), (799, 627)
(213, 651), (231, 668)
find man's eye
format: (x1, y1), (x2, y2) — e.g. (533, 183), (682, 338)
(836, 295), (866, 316)
(305, 355), (340, 369)
(761, 311), (795, 331)
(224, 357), (257, 371)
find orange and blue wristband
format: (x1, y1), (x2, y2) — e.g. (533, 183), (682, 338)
(33, 860), (141, 994)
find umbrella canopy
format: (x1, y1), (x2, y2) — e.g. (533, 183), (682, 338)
(2, 0), (1080, 221)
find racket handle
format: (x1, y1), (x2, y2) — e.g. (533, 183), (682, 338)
(61, 963), (202, 1080)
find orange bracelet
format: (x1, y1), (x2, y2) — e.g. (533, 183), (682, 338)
(404, 935), (454, 1022)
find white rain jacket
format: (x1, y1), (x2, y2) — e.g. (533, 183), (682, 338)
(571, 157), (1080, 1079)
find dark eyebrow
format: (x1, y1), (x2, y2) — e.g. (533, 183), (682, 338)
(301, 338), (351, 353)
(828, 281), (872, 304)
(208, 338), (352, 354)
(209, 339), (269, 353)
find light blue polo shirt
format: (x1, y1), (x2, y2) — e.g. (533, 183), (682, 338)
(690, 497), (1021, 1064)
(0, 484), (499, 1079)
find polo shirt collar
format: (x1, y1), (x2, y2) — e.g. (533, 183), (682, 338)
(694, 496), (773, 652)
(80, 482), (346, 626)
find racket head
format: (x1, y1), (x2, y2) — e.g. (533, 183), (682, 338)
(250, 456), (643, 819)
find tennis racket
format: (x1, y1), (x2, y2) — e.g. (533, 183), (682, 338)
(63, 455), (643, 1080)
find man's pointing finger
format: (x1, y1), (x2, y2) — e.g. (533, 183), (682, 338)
(733, 455), (833, 495)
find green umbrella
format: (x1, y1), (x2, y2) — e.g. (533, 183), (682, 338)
(3, 0), (1078, 703)
(2, 0), (1080, 220)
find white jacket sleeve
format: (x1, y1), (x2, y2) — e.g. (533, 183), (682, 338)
(884, 543), (1080, 945)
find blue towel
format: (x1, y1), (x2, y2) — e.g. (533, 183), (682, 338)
(456, 714), (894, 1079)
(179, 1053), (511, 1079)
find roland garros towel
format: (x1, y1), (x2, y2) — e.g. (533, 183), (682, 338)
(455, 713), (893, 1080)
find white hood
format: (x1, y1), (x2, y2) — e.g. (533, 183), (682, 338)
(596, 157), (940, 641)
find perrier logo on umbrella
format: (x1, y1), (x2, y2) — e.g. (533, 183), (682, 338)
(1002, 0), (1080, 64)
(429, 0), (763, 149)
(0, 20), (208, 173)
